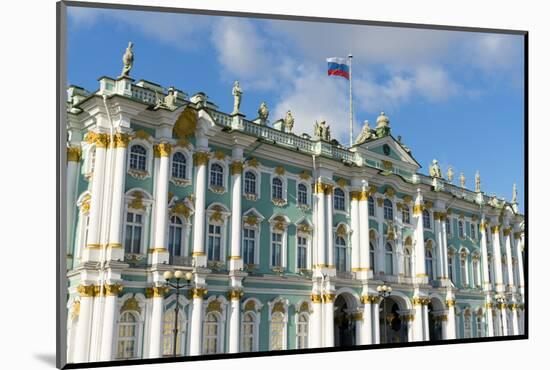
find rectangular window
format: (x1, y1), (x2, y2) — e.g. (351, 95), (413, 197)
(243, 228), (256, 265)
(297, 236), (308, 269)
(124, 212), (143, 254)
(207, 224), (222, 261)
(402, 207), (410, 224)
(271, 232), (283, 267)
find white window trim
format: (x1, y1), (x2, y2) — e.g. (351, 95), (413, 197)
(243, 168), (262, 201)
(333, 187), (348, 214)
(295, 311), (310, 349)
(384, 241), (395, 275)
(208, 159), (229, 194)
(270, 174), (288, 207)
(114, 294), (146, 360)
(268, 216), (289, 269)
(295, 228), (312, 271)
(167, 215), (187, 257)
(334, 225), (351, 272)
(122, 193), (152, 255)
(368, 196), (376, 219)
(401, 205), (411, 225)
(295, 180), (311, 209)
(268, 298), (289, 351)
(201, 296), (228, 354)
(382, 198), (394, 221)
(127, 140), (153, 179)
(205, 215), (229, 264)
(240, 310), (260, 352)
(460, 248), (470, 287)
(170, 149), (192, 187)
(423, 210), (433, 230)
(425, 242), (435, 280)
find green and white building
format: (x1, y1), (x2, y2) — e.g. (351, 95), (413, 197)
(65, 66), (525, 364)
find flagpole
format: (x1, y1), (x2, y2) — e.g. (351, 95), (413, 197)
(348, 54), (353, 147)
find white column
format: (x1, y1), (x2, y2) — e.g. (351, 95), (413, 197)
(372, 298), (380, 344)
(83, 133), (108, 262)
(99, 283), (123, 361)
(188, 288), (206, 355)
(441, 214), (449, 281)
(315, 182), (326, 267)
(405, 316), (415, 342)
(229, 154), (244, 271)
(422, 303), (430, 341)
(106, 134), (129, 261)
(485, 298), (495, 337)
(151, 143), (172, 264)
(66, 146), (81, 262)
(310, 293), (323, 348)
(354, 313), (362, 345)
(192, 152), (209, 267)
(326, 189), (334, 269)
(480, 219), (491, 292)
(412, 298), (424, 341)
(514, 230), (525, 298)
(73, 285), (95, 363)
(441, 312), (448, 339)
(358, 190), (371, 278)
(413, 190), (426, 282)
(375, 198), (385, 275)
(434, 212), (444, 280)
(499, 303), (508, 336)
(323, 292), (335, 347)
(491, 223), (504, 293)
(227, 289), (241, 353)
(360, 296), (372, 345)
(510, 304), (520, 335)
(350, 192), (360, 272)
(504, 227), (515, 292)
(148, 287), (166, 358)
(445, 299), (456, 339)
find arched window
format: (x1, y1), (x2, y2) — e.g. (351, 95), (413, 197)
(404, 248), (412, 277)
(423, 210), (431, 229)
(464, 312), (472, 338)
(172, 152), (187, 179)
(129, 145), (147, 171)
(203, 312), (220, 354)
(244, 171), (256, 195)
(402, 206), (411, 224)
(470, 223), (476, 240)
(207, 224), (222, 261)
(210, 163), (224, 187)
(385, 243), (394, 275)
(461, 253), (469, 287)
(243, 227), (256, 265)
(117, 312), (138, 359)
(270, 312), (285, 350)
(445, 218), (451, 236)
(383, 199), (393, 220)
(272, 177), (283, 200)
(476, 314), (484, 337)
(241, 312), (256, 352)
(296, 313), (309, 349)
(297, 235), (308, 270)
(297, 183), (308, 205)
(335, 236), (347, 272)
(168, 216), (183, 257)
(473, 257), (481, 287)
(368, 196), (375, 216)
(458, 221), (465, 238)
(124, 212), (143, 254)
(448, 254), (455, 282)
(163, 310), (185, 356)
(334, 188), (345, 211)
(369, 242), (375, 271)
(425, 249), (434, 281)
(271, 230), (283, 267)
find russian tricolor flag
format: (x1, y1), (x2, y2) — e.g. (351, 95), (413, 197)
(327, 57), (350, 80)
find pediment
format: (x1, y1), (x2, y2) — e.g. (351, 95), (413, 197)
(354, 135), (420, 172)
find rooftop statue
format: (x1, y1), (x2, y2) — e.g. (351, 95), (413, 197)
(314, 120), (331, 141)
(397, 135), (411, 153)
(429, 159), (442, 178)
(447, 166), (454, 183)
(459, 172), (466, 188)
(232, 81), (243, 115)
(154, 87), (177, 110)
(119, 41), (134, 78)
(283, 110), (294, 133)
(258, 101), (269, 125)
(375, 111), (391, 137)
(475, 170), (481, 192)
(355, 120), (374, 144)
(512, 183), (518, 204)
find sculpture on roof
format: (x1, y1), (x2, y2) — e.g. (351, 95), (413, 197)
(119, 41), (134, 78)
(429, 159), (442, 178)
(314, 120), (331, 141)
(355, 120), (374, 144)
(232, 81), (242, 115)
(154, 87), (177, 110)
(397, 135), (411, 153)
(283, 110), (294, 133)
(257, 101), (269, 125)
(512, 183), (518, 204)
(447, 166), (454, 183)
(375, 111), (391, 137)
(475, 170), (481, 192)
(459, 172), (466, 188)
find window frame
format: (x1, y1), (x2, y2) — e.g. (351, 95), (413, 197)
(402, 205), (411, 224)
(208, 161), (226, 192)
(295, 312), (309, 350)
(128, 144), (148, 172)
(296, 231), (310, 271)
(383, 198), (394, 221)
(384, 242), (394, 275)
(333, 187), (346, 213)
(422, 209), (432, 230)
(296, 181), (310, 207)
(243, 169), (260, 200)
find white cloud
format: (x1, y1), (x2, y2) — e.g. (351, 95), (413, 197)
(465, 33), (523, 72)
(413, 65), (460, 101)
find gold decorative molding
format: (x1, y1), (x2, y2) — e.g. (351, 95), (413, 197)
(272, 301), (286, 313)
(384, 187), (396, 197)
(491, 225), (500, 234)
(230, 161), (243, 175)
(113, 133), (131, 148)
(298, 171), (311, 180)
(77, 285), (96, 298)
(246, 157), (260, 168)
(206, 300), (223, 313)
(213, 150), (226, 160)
(336, 178), (347, 188)
(402, 195), (412, 204)
(86, 131), (110, 148)
(376, 197), (384, 207)
(311, 294), (322, 304)
(402, 314), (415, 322)
(360, 295), (374, 304)
(148, 247), (168, 254)
(209, 209), (224, 223)
(176, 138), (189, 148)
(381, 160), (393, 170)
(155, 142), (173, 157)
(503, 227), (512, 236)
(244, 214), (259, 226)
(323, 294), (335, 303)
(121, 297), (141, 313)
(513, 231), (522, 240)
(67, 146), (82, 162)
(424, 201), (433, 210)
(193, 151), (210, 166)
(189, 287), (208, 299)
(297, 223), (312, 234)
(228, 289), (244, 301)
(412, 297), (423, 306)
(350, 191), (361, 201)
(105, 283), (123, 296)
(129, 191), (146, 210)
(351, 312), (363, 321)
(171, 202), (191, 219)
(244, 300), (257, 312)
(445, 299), (456, 307)
(299, 301), (310, 313)
(192, 251), (206, 257)
(134, 130), (152, 142)
(274, 166), (285, 176)
(413, 204), (424, 215)
(336, 224), (347, 237)
(70, 301), (80, 320)
(484, 302), (493, 309)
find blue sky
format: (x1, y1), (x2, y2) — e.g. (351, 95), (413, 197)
(67, 6), (525, 210)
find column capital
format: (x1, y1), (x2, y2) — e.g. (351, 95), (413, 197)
(503, 227), (513, 236)
(227, 289), (244, 301)
(112, 132), (132, 148)
(413, 204), (424, 215)
(311, 294), (322, 303)
(104, 283), (124, 296)
(323, 293), (336, 303)
(445, 299), (456, 307)
(491, 225), (501, 234)
(412, 296), (423, 306)
(145, 286), (170, 298)
(351, 312), (363, 321)
(67, 146), (82, 162)
(85, 131), (110, 148)
(230, 161), (244, 174)
(193, 151), (210, 166)
(76, 284), (97, 298)
(189, 287), (208, 299)
(154, 142), (173, 157)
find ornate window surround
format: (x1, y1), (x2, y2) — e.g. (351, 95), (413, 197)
(295, 218), (313, 271)
(162, 293), (189, 356)
(268, 297), (289, 351)
(268, 214), (290, 270)
(75, 191), (91, 262)
(127, 139), (153, 180)
(242, 208), (264, 267)
(270, 173), (288, 207)
(208, 158), (229, 195)
(333, 186), (348, 214)
(295, 180), (311, 210)
(205, 203), (230, 266)
(123, 189), (153, 256)
(241, 297), (263, 352)
(115, 293), (146, 360)
(294, 300), (312, 349)
(243, 168), (262, 201)
(170, 148), (192, 187)
(201, 295), (228, 354)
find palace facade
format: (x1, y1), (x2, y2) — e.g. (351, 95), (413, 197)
(65, 68), (525, 364)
